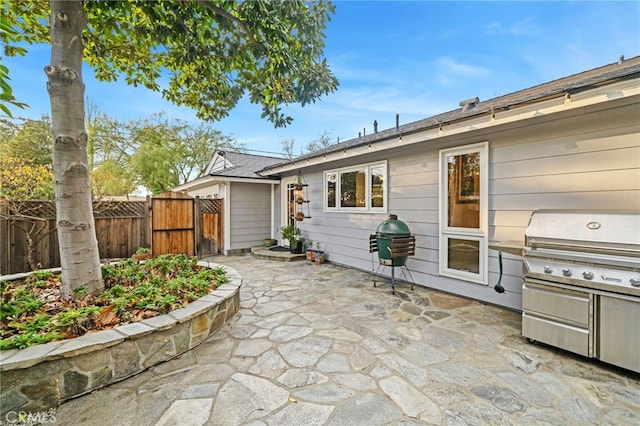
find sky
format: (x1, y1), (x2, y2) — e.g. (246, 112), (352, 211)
(4, 1), (640, 158)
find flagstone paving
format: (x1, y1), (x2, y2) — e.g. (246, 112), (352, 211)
(55, 255), (639, 425)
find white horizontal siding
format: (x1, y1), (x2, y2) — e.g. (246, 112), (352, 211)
(229, 182), (272, 250)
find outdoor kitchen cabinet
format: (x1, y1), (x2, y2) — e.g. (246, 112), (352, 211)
(597, 295), (640, 373)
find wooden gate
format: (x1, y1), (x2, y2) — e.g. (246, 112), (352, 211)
(151, 192), (195, 257)
(151, 192), (224, 258)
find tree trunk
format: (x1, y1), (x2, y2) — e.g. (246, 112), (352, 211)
(46, 0), (103, 298)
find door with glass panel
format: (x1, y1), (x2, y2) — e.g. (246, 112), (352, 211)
(439, 142), (488, 284)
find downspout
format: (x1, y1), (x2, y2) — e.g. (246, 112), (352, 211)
(270, 183), (275, 239)
(223, 180), (231, 255)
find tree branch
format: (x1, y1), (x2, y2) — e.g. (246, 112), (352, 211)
(193, 0), (260, 47)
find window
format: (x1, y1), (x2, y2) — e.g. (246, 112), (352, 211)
(324, 161), (387, 212)
(439, 143), (488, 284)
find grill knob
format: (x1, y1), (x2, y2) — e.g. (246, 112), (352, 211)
(562, 268), (572, 277)
(583, 271), (594, 280)
(631, 278), (640, 287)
(544, 266), (553, 274)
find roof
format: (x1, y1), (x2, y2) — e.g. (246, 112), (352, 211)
(261, 55), (640, 173)
(208, 151), (284, 179)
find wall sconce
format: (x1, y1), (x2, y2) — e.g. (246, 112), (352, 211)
(438, 121), (443, 135)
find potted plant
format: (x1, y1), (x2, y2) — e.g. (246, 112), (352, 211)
(280, 225), (304, 254)
(295, 211), (305, 222)
(314, 242), (325, 264)
(132, 247), (151, 261)
(306, 240), (316, 261)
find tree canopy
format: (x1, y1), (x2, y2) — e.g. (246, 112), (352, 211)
(4, 0), (338, 125)
(0, 117), (54, 200)
(4, 0), (338, 297)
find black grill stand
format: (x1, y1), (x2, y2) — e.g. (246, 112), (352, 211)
(369, 234), (416, 294)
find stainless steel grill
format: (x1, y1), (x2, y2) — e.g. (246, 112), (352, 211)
(521, 210), (640, 373)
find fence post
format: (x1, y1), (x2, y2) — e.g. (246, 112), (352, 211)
(194, 196), (202, 258)
(144, 195), (152, 251)
(0, 203), (9, 274)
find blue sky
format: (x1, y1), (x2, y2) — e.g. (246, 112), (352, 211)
(4, 1), (640, 157)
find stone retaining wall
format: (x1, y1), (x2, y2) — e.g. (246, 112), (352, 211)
(0, 261), (241, 417)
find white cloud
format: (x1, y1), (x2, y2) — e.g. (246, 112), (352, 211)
(484, 17), (539, 36)
(434, 57), (491, 86)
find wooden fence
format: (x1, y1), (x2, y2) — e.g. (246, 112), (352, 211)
(0, 195), (223, 275)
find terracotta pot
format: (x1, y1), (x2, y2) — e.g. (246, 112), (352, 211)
(306, 249), (316, 261)
(132, 253), (151, 261)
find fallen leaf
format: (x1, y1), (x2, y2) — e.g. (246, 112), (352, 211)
(96, 306), (119, 327)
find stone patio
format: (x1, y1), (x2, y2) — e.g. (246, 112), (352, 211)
(52, 254), (639, 425)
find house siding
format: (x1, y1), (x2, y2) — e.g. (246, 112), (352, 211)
(229, 182), (272, 250)
(282, 96), (640, 311)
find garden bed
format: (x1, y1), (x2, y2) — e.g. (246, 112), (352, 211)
(0, 260), (242, 417)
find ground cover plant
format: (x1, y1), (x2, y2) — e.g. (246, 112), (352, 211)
(0, 254), (227, 350)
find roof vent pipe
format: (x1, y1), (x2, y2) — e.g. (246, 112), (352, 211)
(374, 120), (378, 133)
(619, 55), (625, 64)
(396, 114), (399, 132)
(363, 128), (366, 136)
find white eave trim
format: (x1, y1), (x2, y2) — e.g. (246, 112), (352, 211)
(173, 175), (280, 192)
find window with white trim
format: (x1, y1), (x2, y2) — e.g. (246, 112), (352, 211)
(324, 161), (387, 212)
(439, 142), (488, 284)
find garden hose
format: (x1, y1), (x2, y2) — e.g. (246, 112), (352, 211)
(494, 251), (506, 293)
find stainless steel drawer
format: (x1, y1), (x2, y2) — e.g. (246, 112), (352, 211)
(522, 312), (591, 357)
(523, 281), (591, 326)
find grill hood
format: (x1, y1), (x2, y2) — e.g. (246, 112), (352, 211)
(525, 210), (640, 257)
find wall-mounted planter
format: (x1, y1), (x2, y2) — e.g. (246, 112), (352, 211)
(0, 261), (242, 417)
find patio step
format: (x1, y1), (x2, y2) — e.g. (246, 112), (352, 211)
(251, 245), (306, 261)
